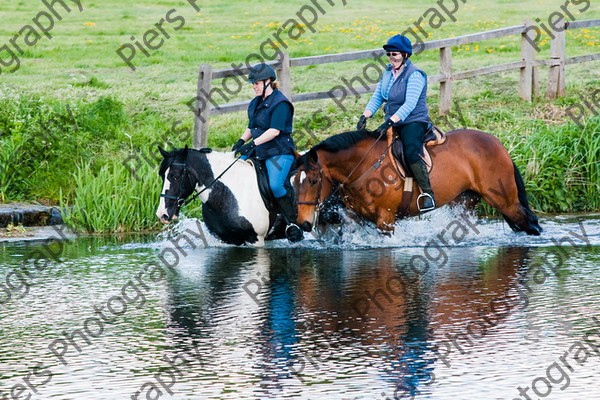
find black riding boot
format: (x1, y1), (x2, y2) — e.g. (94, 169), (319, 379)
(410, 161), (436, 212)
(276, 189), (304, 242)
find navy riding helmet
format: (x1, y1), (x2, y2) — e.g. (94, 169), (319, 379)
(383, 34), (413, 55)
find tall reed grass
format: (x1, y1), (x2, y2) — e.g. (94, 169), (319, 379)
(60, 160), (161, 233)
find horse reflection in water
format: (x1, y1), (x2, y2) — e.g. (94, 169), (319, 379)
(157, 246), (532, 397)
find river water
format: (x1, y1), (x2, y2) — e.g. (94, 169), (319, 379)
(1, 208), (599, 399)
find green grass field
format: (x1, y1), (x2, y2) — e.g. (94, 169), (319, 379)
(1, 0), (599, 231)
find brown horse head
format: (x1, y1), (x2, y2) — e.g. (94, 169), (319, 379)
(294, 148), (334, 232)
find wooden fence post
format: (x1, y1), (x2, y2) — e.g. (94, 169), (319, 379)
(532, 65), (540, 97)
(278, 52), (292, 100)
(439, 46), (452, 114)
(547, 17), (566, 99)
(520, 19), (535, 102)
(193, 64), (212, 149)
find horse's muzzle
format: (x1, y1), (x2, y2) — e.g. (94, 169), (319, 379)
(159, 214), (178, 224)
(300, 221), (313, 232)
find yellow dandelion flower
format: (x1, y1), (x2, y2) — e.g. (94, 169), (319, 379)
(325, 47), (330, 50)
(500, 45), (506, 48)
(83, 22), (96, 26)
(487, 49), (493, 53)
(231, 35), (241, 38)
(246, 35), (252, 38)
(586, 42), (595, 46)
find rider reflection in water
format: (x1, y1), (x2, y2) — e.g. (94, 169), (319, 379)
(357, 34), (436, 212)
(232, 63), (304, 242)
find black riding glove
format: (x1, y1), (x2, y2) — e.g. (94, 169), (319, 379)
(376, 119), (394, 136)
(231, 138), (245, 152)
(356, 115), (368, 130)
(237, 141), (256, 156)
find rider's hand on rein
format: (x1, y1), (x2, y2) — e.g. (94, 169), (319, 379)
(236, 141), (256, 156)
(376, 119), (394, 135)
(232, 139), (245, 152)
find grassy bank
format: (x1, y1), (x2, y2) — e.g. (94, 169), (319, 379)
(0, 0), (599, 232)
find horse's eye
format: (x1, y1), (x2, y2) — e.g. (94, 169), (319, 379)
(310, 178), (318, 185)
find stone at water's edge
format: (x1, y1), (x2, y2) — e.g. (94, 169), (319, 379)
(0, 204), (64, 228)
(0, 225), (77, 242)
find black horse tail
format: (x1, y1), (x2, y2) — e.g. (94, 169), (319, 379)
(508, 162), (542, 235)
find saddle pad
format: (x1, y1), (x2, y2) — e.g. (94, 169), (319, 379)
(425, 126), (447, 146)
(390, 141), (433, 179)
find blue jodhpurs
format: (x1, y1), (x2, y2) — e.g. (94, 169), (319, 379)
(266, 155), (295, 198)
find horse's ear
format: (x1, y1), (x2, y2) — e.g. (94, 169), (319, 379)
(183, 144), (189, 157)
(158, 146), (169, 158)
(308, 148), (319, 164)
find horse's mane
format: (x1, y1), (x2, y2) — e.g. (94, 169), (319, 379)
(296, 129), (381, 170)
(158, 147), (212, 176)
(313, 129), (380, 153)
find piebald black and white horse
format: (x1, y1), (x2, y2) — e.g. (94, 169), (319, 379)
(156, 146), (288, 246)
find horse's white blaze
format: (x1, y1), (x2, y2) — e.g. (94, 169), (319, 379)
(206, 154), (270, 239)
(156, 167), (171, 220)
(299, 171), (307, 185)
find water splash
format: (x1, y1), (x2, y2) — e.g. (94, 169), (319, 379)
(142, 208), (600, 250)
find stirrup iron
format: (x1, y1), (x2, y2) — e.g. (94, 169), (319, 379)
(417, 193), (436, 212)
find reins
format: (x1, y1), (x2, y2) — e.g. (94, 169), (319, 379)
(308, 129), (393, 206)
(160, 151), (242, 209)
(338, 129), (389, 188)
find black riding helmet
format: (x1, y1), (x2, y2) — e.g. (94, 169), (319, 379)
(247, 63), (277, 83)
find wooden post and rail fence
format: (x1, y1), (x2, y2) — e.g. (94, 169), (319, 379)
(192, 18), (600, 148)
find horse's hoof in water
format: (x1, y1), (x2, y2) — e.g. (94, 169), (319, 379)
(286, 224), (304, 242)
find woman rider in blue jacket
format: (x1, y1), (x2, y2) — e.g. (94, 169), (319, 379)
(232, 63), (303, 242)
(357, 34), (435, 212)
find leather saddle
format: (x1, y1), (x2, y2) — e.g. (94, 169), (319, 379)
(246, 158), (295, 213)
(390, 125), (446, 178)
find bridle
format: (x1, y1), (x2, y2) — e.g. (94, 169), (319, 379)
(296, 129), (390, 212)
(297, 167), (327, 208)
(160, 153), (241, 211)
(160, 162), (196, 209)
